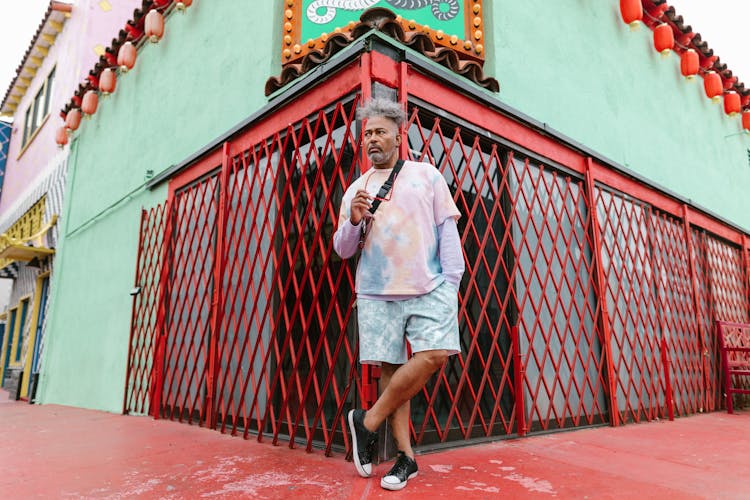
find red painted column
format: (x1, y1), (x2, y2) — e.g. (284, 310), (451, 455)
(398, 60), (409, 160)
(512, 325), (526, 436)
(660, 337), (675, 421)
(150, 198), (175, 419)
(204, 141), (231, 429)
(584, 158), (620, 426)
(743, 235), (750, 319)
(681, 204), (709, 412)
(358, 51), (375, 409)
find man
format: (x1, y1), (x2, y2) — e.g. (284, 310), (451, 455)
(333, 98), (464, 491)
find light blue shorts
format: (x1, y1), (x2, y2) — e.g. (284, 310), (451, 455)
(356, 281), (460, 365)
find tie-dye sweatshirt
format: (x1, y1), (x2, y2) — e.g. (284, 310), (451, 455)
(334, 160), (461, 296)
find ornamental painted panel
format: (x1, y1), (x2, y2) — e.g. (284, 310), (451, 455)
(282, 0), (485, 64)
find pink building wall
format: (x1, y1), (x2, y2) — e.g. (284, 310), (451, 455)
(0, 0), (141, 214)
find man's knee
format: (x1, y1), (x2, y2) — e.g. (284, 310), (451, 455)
(417, 349), (449, 371)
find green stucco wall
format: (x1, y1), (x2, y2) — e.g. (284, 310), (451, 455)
(488, 0), (750, 228)
(39, 0), (749, 412)
(38, 0), (280, 411)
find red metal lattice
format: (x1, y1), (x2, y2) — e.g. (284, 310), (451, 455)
(692, 230), (749, 410)
(716, 321), (750, 412)
(511, 157), (609, 431)
(212, 99), (364, 451)
(594, 188), (667, 424)
(160, 174), (219, 424)
(125, 55), (750, 456)
(124, 204), (167, 415)
(405, 109), (519, 442)
(648, 212), (701, 417)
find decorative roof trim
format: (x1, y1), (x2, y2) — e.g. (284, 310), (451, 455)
(281, 0), (486, 65)
(646, 0), (749, 106)
(0, 1), (72, 116)
(266, 8), (499, 96)
(59, 0), (180, 119)
(56, 1), (750, 139)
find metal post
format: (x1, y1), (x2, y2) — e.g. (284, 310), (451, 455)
(682, 204), (708, 412)
(205, 141), (231, 429)
(512, 324), (526, 436)
(584, 158), (620, 426)
(150, 198), (174, 419)
(660, 337), (674, 421)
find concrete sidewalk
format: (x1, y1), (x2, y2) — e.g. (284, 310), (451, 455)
(1, 390), (749, 499)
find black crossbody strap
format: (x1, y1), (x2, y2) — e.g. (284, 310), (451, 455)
(359, 160), (405, 249)
(368, 159), (404, 215)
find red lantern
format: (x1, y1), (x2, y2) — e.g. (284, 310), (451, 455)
(117, 42), (136, 72)
(653, 24), (674, 55)
(55, 126), (69, 147)
(724, 92), (741, 116)
(82, 90), (99, 115)
(65, 108), (82, 131)
(742, 111), (750, 132)
(176, 0), (193, 11)
(703, 71), (723, 102)
(620, 0), (643, 29)
(99, 68), (116, 95)
(680, 49), (699, 79)
(145, 10), (165, 43)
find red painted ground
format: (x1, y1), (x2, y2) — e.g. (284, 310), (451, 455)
(1, 389), (748, 499)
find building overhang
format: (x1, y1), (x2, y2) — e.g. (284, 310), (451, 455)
(0, 214), (57, 272)
(0, 241), (55, 262)
(0, 1), (73, 117)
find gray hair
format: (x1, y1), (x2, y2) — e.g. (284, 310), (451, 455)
(356, 98), (407, 129)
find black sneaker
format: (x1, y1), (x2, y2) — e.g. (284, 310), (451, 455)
(347, 409), (378, 477)
(380, 451), (418, 490)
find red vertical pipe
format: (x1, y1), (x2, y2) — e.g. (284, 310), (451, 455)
(123, 209), (148, 414)
(682, 204), (708, 411)
(716, 322), (734, 413)
(205, 141), (231, 428)
(660, 337), (675, 421)
(398, 60), (409, 160)
(743, 235), (750, 319)
(359, 51), (372, 177)
(150, 198), (175, 419)
(584, 158), (620, 426)
(358, 51), (375, 409)
(512, 324), (526, 436)
(644, 206), (660, 420)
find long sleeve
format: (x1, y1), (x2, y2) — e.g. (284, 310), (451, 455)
(438, 217), (464, 287)
(333, 218), (362, 259)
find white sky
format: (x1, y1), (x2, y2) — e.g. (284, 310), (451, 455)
(0, 0), (51, 102)
(0, 0), (748, 112)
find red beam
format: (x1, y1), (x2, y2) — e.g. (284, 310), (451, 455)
(406, 70), (586, 174)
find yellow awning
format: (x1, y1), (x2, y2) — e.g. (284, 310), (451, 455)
(0, 214), (58, 265)
(0, 243), (55, 261)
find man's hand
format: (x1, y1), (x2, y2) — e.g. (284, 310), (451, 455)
(350, 189), (373, 225)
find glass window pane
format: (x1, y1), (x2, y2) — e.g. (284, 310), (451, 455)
(43, 67), (55, 117)
(23, 107), (32, 147)
(34, 87), (45, 131)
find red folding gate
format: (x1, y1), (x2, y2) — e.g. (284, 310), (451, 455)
(125, 52), (750, 454)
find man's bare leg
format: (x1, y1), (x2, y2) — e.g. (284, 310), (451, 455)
(379, 363), (413, 458)
(363, 349), (448, 437)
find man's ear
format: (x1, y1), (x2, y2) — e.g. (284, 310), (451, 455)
(395, 133), (402, 146)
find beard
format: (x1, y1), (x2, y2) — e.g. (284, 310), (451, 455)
(367, 148), (395, 166)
